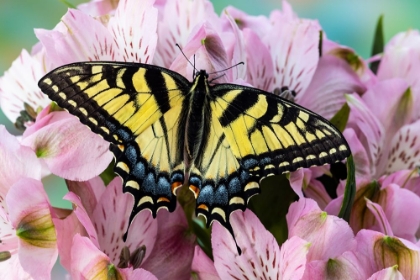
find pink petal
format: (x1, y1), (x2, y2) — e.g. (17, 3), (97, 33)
(365, 199), (394, 236)
(0, 254), (32, 279)
(286, 198), (319, 230)
(170, 23), (229, 82)
(354, 229), (420, 278)
(92, 178), (157, 264)
(367, 266), (405, 280)
(6, 178), (57, 280)
(66, 177), (107, 219)
(380, 184), (420, 242)
(266, 19), (320, 95)
(362, 79), (411, 137)
(0, 49), (50, 123)
(141, 204), (194, 280)
(224, 6), (271, 37)
(378, 30), (420, 120)
(298, 54), (366, 119)
(154, 0), (219, 68)
(0, 126), (41, 199)
(128, 268), (158, 280)
(21, 111), (112, 181)
(36, 8), (117, 66)
(243, 28), (274, 91)
(279, 236), (310, 279)
(64, 192), (100, 248)
(77, 0), (118, 16)
(53, 211), (86, 272)
(302, 251), (369, 280)
(343, 128), (372, 181)
(346, 94), (384, 176)
(212, 209), (282, 279)
(70, 234), (119, 280)
(191, 246), (220, 280)
(108, 0), (158, 63)
(287, 198), (355, 261)
(386, 120), (420, 173)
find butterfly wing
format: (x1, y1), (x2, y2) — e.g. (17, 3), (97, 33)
(191, 83), (350, 239)
(38, 62), (189, 218)
(212, 84), (350, 177)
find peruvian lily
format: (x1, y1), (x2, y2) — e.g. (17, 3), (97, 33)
(0, 126), (57, 280)
(0, 49), (50, 129)
(207, 209), (310, 279)
(54, 176), (195, 279)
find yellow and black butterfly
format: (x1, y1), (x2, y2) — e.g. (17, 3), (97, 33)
(38, 61), (350, 251)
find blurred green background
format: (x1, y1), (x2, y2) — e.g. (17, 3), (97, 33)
(0, 0), (418, 277)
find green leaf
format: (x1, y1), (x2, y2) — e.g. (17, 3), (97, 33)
(338, 155), (356, 222)
(100, 160), (116, 186)
(60, 0), (77, 9)
(370, 15), (384, 74)
(329, 102), (350, 132)
(191, 218), (213, 259)
(248, 175), (298, 246)
(318, 30), (324, 57)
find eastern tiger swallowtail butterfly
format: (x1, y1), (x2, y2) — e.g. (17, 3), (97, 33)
(38, 61), (350, 253)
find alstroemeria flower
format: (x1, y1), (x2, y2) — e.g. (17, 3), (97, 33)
(0, 49), (50, 128)
(70, 234), (158, 280)
(0, 126), (57, 279)
(377, 30), (420, 121)
(210, 209), (310, 279)
(54, 176), (194, 279)
(36, 0), (157, 67)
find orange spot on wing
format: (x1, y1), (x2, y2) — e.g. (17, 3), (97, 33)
(189, 184), (200, 199)
(197, 204), (208, 212)
(157, 197), (170, 203)
(171, 181), (183, 195)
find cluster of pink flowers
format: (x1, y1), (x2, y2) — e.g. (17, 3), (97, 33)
(1, 0), (420, 279)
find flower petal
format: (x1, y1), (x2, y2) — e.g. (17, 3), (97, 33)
(212, 209), (282, 279)
(386, 119), (420, 173)
(21, 111), (112, 181)
(70, 234), (123, 280)
(36, 8), (117, 66)
(0, 49), (49, 124)
(191, 246), (220, 280)
(154, 0), (218, 68)
(354, 229), (420, 279)
(266, 18), (320, 95)
(92, 177), (158, 265)
(0, 254), (32, 279)
(279, 236), (310, 279)
(141, 204), (194, 280)
(53, 210), (85, 272)
(367, 266), (405, 280)
(6, 178), (57, 280)
(0, 126), (41, 199)
(298, 54), (366, 119)
(108, 0), (158, 63)
(287, 198), (355, 261)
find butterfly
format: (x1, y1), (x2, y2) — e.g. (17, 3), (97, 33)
(38, 61), (351, 253)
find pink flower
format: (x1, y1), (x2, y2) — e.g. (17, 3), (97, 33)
(208, 209), (310, 279)
(54, 176), (194, 279)
(0, 126), (57, 279)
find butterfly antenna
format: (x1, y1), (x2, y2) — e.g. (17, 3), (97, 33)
(175, 43), (198, 79)
(208, 62), (245, 83)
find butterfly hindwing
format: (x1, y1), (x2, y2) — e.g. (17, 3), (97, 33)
(210, 84), (350, 179)
(38, 62), (189, 219)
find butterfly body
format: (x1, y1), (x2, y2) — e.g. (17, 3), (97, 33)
(38, 61), (350, 247)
